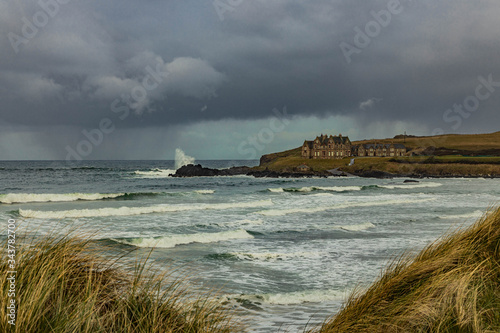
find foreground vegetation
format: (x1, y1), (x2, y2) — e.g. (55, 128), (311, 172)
(313, 207), (500, 333)
(3, 206), (500, 332)
(0, 232), (241, 333)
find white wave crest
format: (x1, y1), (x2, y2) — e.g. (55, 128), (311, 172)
(175, 148), (195, 169)
(440, 210), (483, 220)
(257, 198), (432, 216)
(378, 182), (442, 189)
(114, 229), (253, 248)
(268, 188), (285, 193)
(194, 190), (215, 194)
(19, 199), (273, 219)
(133, 169), (176, 178)
(0, 193), (125, 204)
(234, 289), (346, 305)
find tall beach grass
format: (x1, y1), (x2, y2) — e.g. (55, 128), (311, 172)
(313, 207), (500, 333)
(0, 231), (242, 333)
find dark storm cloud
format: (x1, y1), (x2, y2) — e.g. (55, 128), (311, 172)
(1, 0), (500, 138)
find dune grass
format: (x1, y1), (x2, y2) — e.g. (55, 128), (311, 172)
(313, 207), (500, 333)
(0, 231), (242, 333)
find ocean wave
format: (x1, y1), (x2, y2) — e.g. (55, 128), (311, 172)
(257, 198), (432, 216)
(112, 229), (253, 248)
(269, 186), (362, 193)
(133, 169), (176, 178)
(19, 199), (273, 218)
(439, 210), (484, 220)
(0, 193), (126, 204)
(267, 188), (285, 193)
(377, 182), (443, 189)
(228, 289), (346, 305)
(194, 190), (215, 194)
(229, 251), (324, 262)
(336, 222), (375, 231)
(217, 219), (264, 227)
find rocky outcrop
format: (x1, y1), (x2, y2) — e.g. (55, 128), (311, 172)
(172, 164), (251, 177)
(171, 164), (327, 178)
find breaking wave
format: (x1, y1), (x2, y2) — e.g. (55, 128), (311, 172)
(0, 193), (126, 204)
(439, 210), (484, 220)
(194, 190), (215, 194)
(175, 148), (195, 169)
(257, 198), (432, 216)
(112, 229), (253, 248)
(268, 186), (362, 193)
(18, 199), (273, 219)
(227, 289), (346, 305)
(133, 169), (176, 178)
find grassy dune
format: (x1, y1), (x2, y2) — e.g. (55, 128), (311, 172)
(313, 207), (500, 333)
(0, 232), (241, 333)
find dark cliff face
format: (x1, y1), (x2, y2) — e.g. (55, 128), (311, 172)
(259, 153), (278, 166)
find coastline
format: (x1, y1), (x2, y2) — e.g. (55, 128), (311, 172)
(171, 163), (500, 179)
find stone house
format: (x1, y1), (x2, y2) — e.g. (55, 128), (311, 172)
(302, 134), (406, 159)
(353, 143), (406, 157)
(302, 134), (352, 159)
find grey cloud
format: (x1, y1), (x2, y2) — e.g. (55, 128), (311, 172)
(1, 0), (500, 159)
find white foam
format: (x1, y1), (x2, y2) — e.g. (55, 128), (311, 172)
(235, 289), (346, 305)
(378, 182), (443, 189)
(257, 198), (432, 216)
(19, 199), (273, 219)
(175, 148), (195, 169)
(440, 210), (483, 220)
(337, 222), (375, 231)
(133, 169), (176, 178)
(114, 229), (253, 248)
(194, 190), (215, 194)
(0, 193), (125, 204)
(268, 188), (285, 193)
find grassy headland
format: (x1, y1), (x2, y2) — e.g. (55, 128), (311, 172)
(313, 207), (500, 333)
(0, 232), (241, 333)
(258, 131), (500, 177)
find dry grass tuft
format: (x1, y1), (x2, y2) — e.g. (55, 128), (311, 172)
(313, 207), (500, 333)
(0, 231), (242, 333)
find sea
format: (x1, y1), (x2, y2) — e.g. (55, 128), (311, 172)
(1, 157), (499, 332)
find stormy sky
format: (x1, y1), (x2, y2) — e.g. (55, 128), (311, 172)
(1, 0), (499, 160)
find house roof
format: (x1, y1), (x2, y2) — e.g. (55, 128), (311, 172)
(312, 134), (351, 145)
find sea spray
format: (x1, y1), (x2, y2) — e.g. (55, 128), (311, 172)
(175, 148), (195, 169)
